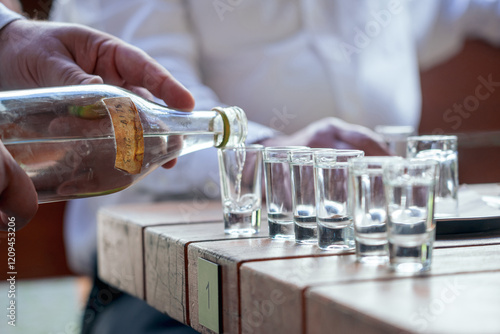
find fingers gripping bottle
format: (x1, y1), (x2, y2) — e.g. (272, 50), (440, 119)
(0, 84), (247, 202)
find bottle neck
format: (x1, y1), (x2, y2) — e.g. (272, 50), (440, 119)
(139, 100), (247, 148)
(212, 106), (247, 148)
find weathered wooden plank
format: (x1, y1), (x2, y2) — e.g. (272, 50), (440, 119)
(96, 182), (500, 333)
(306, 271), (500, 334)
(144, 220), (268, 325)
(97, 200), (222, 299)
(187, 238), (343, 334)
(239, 243), (500, 334)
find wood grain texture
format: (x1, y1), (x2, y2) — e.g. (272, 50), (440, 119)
(97, 200), (222, 299)
(240, 243), (500, 334)
(144, 220), (268, 324)
(187, 238), (345, 334)
(306, 271), (500, 334)
(96, 183), (500, 333)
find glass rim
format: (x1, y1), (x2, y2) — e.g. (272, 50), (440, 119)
(313, 149), (364, 157)
(220, 144), (264, 151)
(313, 149), (364, 167)
(407, 135), (457, 142)
(264, 146), (309, 152)
(288, 147), (330, 158)
(264, 146), (309, 162)
(314, 148), (365, 156)
(289, 147), (328, 153)
(387, 158), (439, 168)
(349, 156), (405, 165)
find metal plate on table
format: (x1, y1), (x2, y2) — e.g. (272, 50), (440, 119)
(437, 183), (500, 235)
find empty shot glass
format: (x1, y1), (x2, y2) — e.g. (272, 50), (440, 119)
(375, 125), (415, 157)
(349, 156), (404, 264)
(383, 159), (439, 273)
(264, 146), (307, 239)
(314, 149), (364, 251)
(218, 144), (263, 235)
(289, 148), (326, 244)
(407, 135), (458, 217)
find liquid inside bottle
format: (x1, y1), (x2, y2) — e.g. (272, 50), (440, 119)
(0, 85), (246, 203)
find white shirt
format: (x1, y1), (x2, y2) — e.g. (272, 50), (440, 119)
(0, 3), (23, 30)
(51, 0), (500, 275)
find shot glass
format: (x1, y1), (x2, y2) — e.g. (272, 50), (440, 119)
(264, 146), (307, 239)
(375, 125), (415, 157)
(314, 149), (364, 251)
(406, 135), (458, 217)
(349, 156), (404, 264)
(289, 148), (326, 244)
(383, 159), (439, 273)
(218, 145), (263, 235)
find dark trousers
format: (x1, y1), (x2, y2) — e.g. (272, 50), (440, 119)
(82, 272), (199, 334)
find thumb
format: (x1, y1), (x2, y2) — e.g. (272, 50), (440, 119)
(0, 144), (38, 230)
(80, 75), (104, 85)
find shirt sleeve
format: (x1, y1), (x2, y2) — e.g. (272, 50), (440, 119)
(0, 3), (24, 30)
(412, 0), (500, 70)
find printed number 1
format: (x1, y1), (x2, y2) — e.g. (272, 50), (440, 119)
(198, 258), (219, 333)
(206, 282), (210, 309)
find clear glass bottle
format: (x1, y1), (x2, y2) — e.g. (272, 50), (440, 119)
(0, 84), (247, 203)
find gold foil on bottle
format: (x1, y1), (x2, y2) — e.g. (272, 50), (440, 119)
(104, 97), (144, 174)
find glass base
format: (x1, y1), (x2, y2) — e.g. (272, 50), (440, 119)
(318, 222), (354, 251)
(318, 244), (354, 251)
(391, 262), (430, 273)
(389, 237), (433, 273)
(268, 219), (294, 240)
(225, 228), (259, 235)
(355, 240), (388, 264)
(296, 239), (318, 245)
(224, 209), (260, 235)
(357, 255), (389, 265)
(294, 223), (317, 245)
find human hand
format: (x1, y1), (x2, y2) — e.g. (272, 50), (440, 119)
(0, 19), (194, 109)
(0, 19), (194, 169)
(0, 141), (38, 229)
(260, 117), (390, 156)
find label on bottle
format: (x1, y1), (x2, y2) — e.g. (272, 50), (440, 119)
(104, 97), (144, 174)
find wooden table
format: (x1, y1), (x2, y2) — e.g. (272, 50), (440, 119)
(97, 184), (500, 334)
